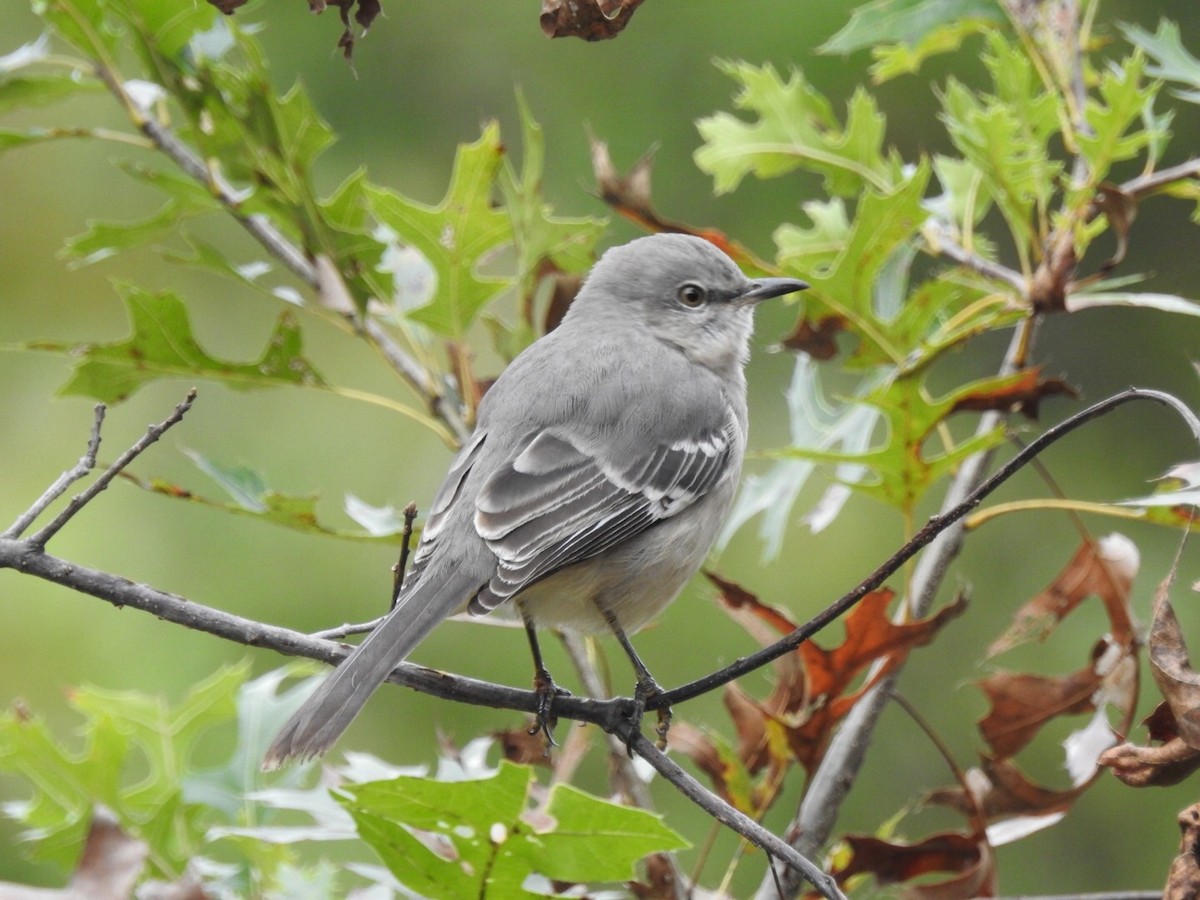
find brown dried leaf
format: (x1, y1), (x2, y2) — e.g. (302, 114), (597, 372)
(588, 137), (754, 266)
(540, 0), (646, 40)
(977, 659), (1101, 759)
(834, 831), (995, 899)
(0, 806), (149, 900)
(1099, 736), (1200, 787)
(947, 367), (1077, 420)
(629, 852), (682, 899)
(927, 756), (1085, 821)
(986, 534), (1138, 657)
(1166, 803), (1200, 900)
(1148, 558), (1200, 749)
(206, 0), (246, 13)
(780, 314), (845, 360)
(493, 723), (554, 767)
(1088, 183), (1137, 279)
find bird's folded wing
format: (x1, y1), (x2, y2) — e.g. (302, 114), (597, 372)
(470, 408), (739, 612)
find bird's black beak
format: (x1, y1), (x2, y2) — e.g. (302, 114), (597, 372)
(738, 276), (809, 304)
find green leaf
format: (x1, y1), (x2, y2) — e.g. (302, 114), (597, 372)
(61, 200), (202, 266)
(367, 122), (514, 339)
(516, 782), (689, 883)
(695, 61), (900, 197)
(0, 663), (248, 873)
(32, 284), (326, 404)
(32, 0), (119, 56)
(1077, 53), (1161, 182)
(774, 198), (852, 274)
(795, 163), (930, 365)
(339, 761), (686, 896)
(0, 73), (102, 113)
(125, 450), (404, 542)
(109, 0), (219, 61)
(820, 0), (1004, 56)
(868, 18), (996, 82)
(1123, 20), (1200, 103)
(499, 91), (605, 340)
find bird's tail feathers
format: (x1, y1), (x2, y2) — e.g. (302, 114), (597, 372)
(262, 572), (476, 770)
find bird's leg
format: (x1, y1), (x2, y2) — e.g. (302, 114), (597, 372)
(602, 607), (672, 752)
(519, 604), (570, 748)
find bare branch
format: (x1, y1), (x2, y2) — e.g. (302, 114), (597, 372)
(3, 403), (106, 539)
(923, 220), (1028, 293)
(27, 390), (196, 548)
(1119, 157), (1200, 202)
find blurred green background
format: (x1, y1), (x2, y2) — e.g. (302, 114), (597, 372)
(2, 0), (1199, 894)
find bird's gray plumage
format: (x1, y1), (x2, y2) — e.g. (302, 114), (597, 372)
(262, 233), (806, 769)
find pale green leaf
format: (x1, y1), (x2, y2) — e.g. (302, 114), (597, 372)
(367, 123), (514, 339)
(1077, 54), (1161, 181)
(820, 0), (1004, 55)
(869, 18), (995, 82)
(0, 72), (102, 112)
(695, 61), (899, 196)
(30, 285), (326, 404)
(1065, 291), (1200, 316)
(1123, 20), (1200, 101)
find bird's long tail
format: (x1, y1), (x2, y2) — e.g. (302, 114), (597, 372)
(262, 571), (478, 770)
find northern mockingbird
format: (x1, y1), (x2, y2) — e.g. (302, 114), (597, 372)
(263, 233), (806, 768)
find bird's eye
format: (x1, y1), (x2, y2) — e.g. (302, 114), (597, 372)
(678, 283), (707, 308)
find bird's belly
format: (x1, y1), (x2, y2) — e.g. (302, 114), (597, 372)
(513, 491), (729, 634)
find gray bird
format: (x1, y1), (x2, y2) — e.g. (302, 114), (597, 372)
(263, 233), (806, 768)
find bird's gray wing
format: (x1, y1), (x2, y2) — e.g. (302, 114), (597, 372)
(470, 406), (740, 613)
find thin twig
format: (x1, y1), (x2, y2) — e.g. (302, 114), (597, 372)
(27, 390), (196, 548)
(1118, 156), (1200, 201)
(3, 403), (105, 539)
(924, 220), (1027, 293)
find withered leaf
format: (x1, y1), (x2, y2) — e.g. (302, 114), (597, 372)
(780, 314), (845, 360)
(588, 137), (753, 266)
(541, 0), (646, 40)
(1166, 803), (1200, 900)
(927, 756), (1086, 821)
(493, 723), (554, 767)
(0, 805), (151, 900)
(835, 831), (995, 899)
(977, 648), (1110, 759)
(1148, 557), (1200, 749)
(1099, 736), (1200, 788)
(946, 366), (1076, 420)
(1088, 183), (1138, 279)
(986, 534), (1138, 658)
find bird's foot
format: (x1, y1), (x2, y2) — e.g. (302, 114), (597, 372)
(529, 667), (571, 751)
(626, 675), (672, 754)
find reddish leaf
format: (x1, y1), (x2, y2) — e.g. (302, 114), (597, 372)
(835, 831), (995, 899)
(704, 573), (965, 774)
(986, 534), (1138, 657)
(946, 367), (1077, 420)
(540, 0), (646, 40)
(1166, 803), (1200, 900)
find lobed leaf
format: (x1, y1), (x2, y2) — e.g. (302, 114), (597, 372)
(30, 284), (326, 404)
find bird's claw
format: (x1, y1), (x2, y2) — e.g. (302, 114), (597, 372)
(529, 667), (571, 751)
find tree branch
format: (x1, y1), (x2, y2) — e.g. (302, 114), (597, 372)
(3, 403), (105, 540)
(29, 390), (195, 548)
